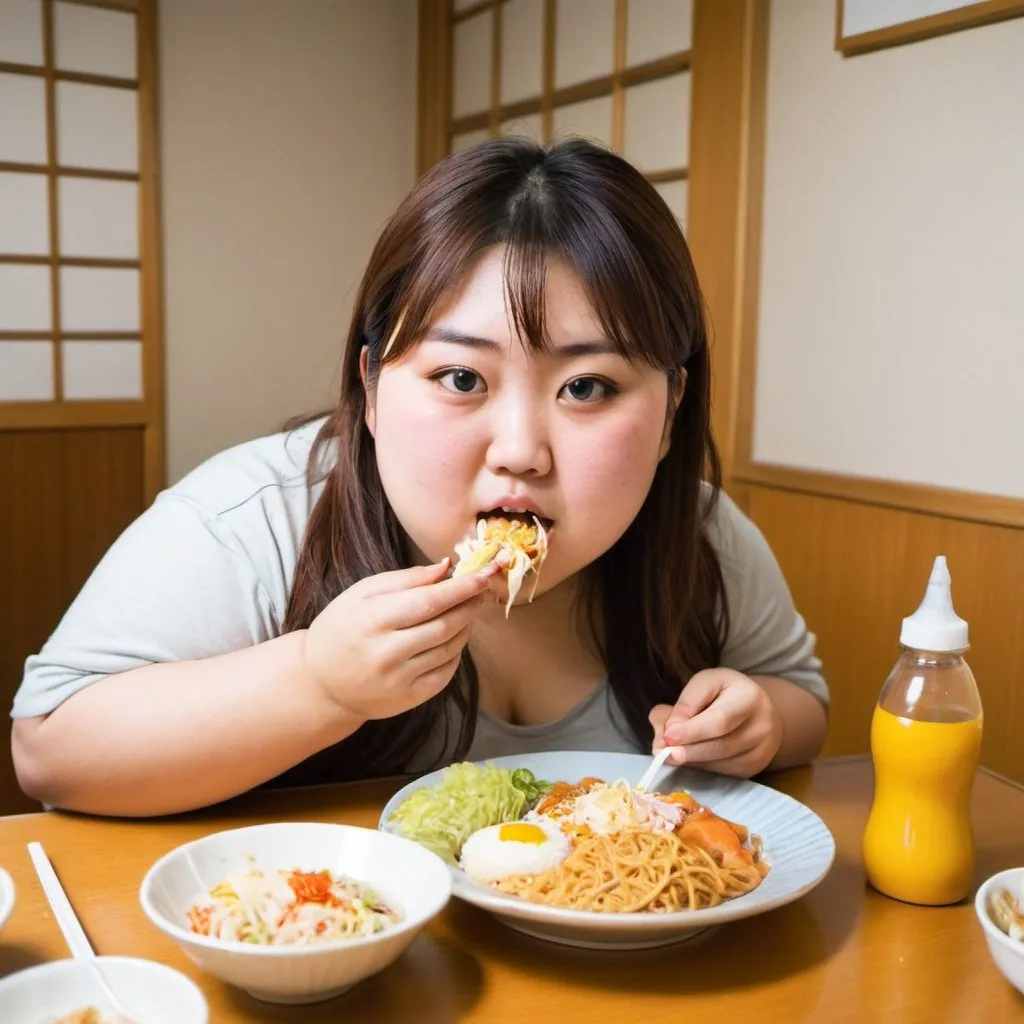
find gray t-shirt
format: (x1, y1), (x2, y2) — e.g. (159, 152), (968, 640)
(11, 418), (828, 762)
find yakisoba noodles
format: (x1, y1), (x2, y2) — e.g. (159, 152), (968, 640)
(457, 776), (768, 914)
(495, 829), (764, 912)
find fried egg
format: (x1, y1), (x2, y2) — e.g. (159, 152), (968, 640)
(459, 819), (571, 883)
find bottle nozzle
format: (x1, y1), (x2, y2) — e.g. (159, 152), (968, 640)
(900, 554), (968, 652)
(922, 555), (955, 612)
(928, 555), (951, 588)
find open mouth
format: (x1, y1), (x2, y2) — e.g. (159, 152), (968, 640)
(455, 510), (552, 616)
(477, 507), (555, 531)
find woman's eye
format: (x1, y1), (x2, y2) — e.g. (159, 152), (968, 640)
(436, 368), (485, 394)
(561, 376), (614, 403)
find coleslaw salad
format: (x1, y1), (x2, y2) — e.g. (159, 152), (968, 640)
(187, 867), (400, 946)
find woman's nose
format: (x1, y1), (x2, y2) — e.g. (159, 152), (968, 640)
(484, 395), (552, 478)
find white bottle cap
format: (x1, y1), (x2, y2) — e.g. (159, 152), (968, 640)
(899, 555), (969, 652)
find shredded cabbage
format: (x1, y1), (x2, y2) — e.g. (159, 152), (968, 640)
(388, 762), (550, 863)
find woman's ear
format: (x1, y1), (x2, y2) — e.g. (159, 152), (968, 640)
(658, 368), (687, 461)
(360, 345), (376, 437)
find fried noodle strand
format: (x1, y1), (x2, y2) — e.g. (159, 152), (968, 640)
(494, 830), (763, 913)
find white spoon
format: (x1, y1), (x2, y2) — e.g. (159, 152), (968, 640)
(27, 841), (142, 1024)
(636, 746), (678, 792)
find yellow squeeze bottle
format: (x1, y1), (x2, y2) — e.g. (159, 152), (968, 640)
(862, 556), (983, 906)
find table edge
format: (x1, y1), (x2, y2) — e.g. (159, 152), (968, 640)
(0, 754), (1019, 826)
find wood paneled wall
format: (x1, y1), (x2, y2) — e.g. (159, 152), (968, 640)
(681, 2), (1024, 786)
(415, 1), (1024, 786)
(732, 482), (1024, 784)
(0, 427), (144, 814)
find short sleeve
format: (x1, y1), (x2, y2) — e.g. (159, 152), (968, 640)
(11, 492), (279, 720)
(706, 490), (829, 707)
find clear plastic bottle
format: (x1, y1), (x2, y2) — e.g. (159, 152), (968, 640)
(862, 556), (983, 906)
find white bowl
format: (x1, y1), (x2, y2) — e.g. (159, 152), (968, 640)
(139, 821), (452, 1004)
(380, 751), (836, 950)
(975, 867), (1024, 995)
(0, 867), (15, 932)
(0, 956), (208, 1023)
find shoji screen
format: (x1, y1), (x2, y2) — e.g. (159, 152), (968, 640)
(0, 0), (163, 493)
(447, 0), (692, 228)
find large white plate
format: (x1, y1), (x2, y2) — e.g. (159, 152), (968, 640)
(379, 751), (836, 950)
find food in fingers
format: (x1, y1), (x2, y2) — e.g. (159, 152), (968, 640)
(453, 515), (549, 616)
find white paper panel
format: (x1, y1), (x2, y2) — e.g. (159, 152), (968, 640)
(501, 0), (543, 104)
(0, 172), (49, 255)
(755, 1), (1024, 497)
(624, 72), (690, 171)
(0, 264), (50, 330)
(54, 1), (136, 78)
(0, 341), (53, 401)
(552, 95), (613, 148)
(56, 81), (138, 171)
(451, 128), (492, 153)
(60, 266), (139, 331)
(627, 0), (693, 66)
(62, 339), (142, 400)
(556, 0), (614, 88)
(653, 179), (688, 230)
(0, 74), (47, 163)
(842, 0), (974, 36)
(452, 11), (493, 118)
(0, 0), (44, 65)
(59, 177), (138, 259)
(501, 114), (544, 142)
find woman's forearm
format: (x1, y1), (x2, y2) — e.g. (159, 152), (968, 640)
(11, 631), (365, 817)
(754, 675), (828, 770)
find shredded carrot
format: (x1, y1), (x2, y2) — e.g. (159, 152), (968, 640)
(187, 905), (213, 935)
(536, 781), (580, 815)
(287, 870), (343, 907)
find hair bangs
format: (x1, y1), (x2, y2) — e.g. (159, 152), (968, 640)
(504, 149), (699, 372)
(371, 233), (484, 369)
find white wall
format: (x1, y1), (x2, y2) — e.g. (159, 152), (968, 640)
(159, 0), (418, 483)
(753, 0), (1024, 498)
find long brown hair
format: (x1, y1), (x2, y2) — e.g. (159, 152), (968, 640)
(274, 137), (727, 786)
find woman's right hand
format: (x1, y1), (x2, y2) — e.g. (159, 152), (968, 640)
(302, 558), (496, 721)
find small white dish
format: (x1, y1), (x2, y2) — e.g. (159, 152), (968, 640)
(975, 867), (1024, 995)
(380, 750), (837, 950)
(139, 821), (451, 1005)
(0, 867), (15, 933)
(0, 956), (208, 1023)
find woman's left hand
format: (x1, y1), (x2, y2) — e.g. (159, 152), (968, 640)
(648, 668), (783, 777)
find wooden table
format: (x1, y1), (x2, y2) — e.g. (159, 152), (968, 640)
(0, 756), (1022, 1023)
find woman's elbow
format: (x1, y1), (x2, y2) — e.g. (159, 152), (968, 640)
(11, 717), (65, 806)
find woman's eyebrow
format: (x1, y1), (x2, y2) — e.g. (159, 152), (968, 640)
(424, 326), (615, 358)
(423, 327), (501, 350)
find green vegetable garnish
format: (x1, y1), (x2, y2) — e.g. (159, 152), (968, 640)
(388, 762), (551, 864)
(509, 767), (549, 804)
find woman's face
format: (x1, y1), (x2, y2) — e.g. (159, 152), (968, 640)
(365, 247), (677, 607)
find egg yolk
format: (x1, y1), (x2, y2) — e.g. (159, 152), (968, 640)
(499, 823), (548, 845)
